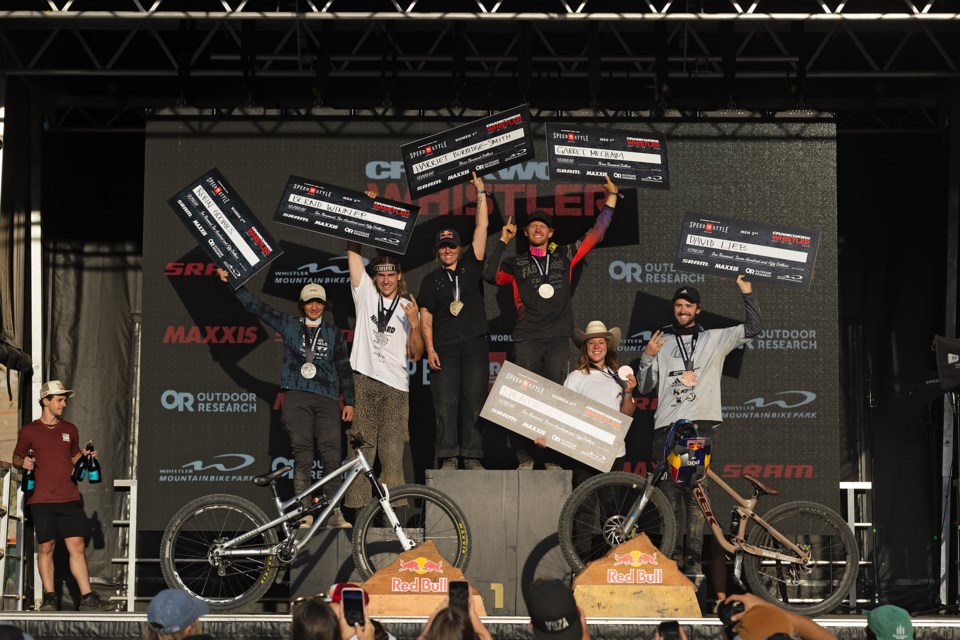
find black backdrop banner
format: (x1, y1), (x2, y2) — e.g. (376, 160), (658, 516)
(140, 120), (839, 541)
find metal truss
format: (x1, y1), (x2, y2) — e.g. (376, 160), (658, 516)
(2, 0), (958, 132)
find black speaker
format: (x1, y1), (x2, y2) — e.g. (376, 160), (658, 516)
(934, 335), (960, 392)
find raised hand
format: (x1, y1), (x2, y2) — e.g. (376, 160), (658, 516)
(644, 330), (669, 357)
(500, 215), (517, 243)
(602, 174), (618, 194)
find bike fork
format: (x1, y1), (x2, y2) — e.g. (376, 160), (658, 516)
(624, 466), (668, 535)
(375, 485), (416, 551)
(732, 550), (746, 589)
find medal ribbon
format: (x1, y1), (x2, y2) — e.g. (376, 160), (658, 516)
(377, 294), (401, 333)
(675, 333), (698, 372)
(591, 364), (627, 390)
(530, 253), (550, 282)
(301, 322), (322, 365)
(444, 268), (460, 304)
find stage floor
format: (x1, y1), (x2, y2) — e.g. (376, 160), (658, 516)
(0, 612), (958, 640)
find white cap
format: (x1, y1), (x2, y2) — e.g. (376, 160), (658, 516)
(299, 283), (327, 303)
(39, 380), (74, 400)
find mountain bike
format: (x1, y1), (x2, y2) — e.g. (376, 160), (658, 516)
(160, 435), (472, 611)
(557, 421), (859, 616)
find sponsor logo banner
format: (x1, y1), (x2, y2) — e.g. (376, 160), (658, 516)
(274, 176), (420, 255)
(723, 390), (818, 420)
(400, 104), (535, 198)
(166, 168), (283, 289)
(674, 212), (820, 290)
(545, 124), (669, 189)
(479, 361), (627, 472)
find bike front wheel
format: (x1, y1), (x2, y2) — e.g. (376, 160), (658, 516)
(558, 471), (677, 573)
(160, 493), (280, 612)
(744, 500), (859, 616)
(352, 484), (471, 580)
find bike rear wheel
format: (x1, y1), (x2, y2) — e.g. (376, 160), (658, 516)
(558, 471), (677, 573)
(160, 494), (280, 612)
(352, 484), (471, 580)
(744, 500), (859, 616)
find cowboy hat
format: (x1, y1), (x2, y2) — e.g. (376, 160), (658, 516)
(572, 320), (621, 350)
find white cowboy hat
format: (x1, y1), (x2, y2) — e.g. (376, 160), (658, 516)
(572, 320), (621, 350)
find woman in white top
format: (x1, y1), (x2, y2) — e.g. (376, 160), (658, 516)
(563, 320), (637, 417)
(535, 321), (637, 480)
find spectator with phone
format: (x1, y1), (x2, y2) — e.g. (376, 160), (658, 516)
(719, 593), (835, 640)
(291, 595), (340, 640)
(418, 592), (492, 640)
(322, 583), (394, 640)
(655, 620), (686, 640)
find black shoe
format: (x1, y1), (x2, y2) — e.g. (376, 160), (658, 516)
(39, 592), (58, 612)
(79, 591), (115, 612)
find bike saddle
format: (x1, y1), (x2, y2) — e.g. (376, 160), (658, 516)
(742, 474), (781, 496)
(253, 466), (293, 487)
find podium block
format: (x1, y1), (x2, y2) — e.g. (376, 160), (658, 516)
(572, 533), (701, 618)
(290, 470), (573, 611)
(425, 469), (573, 616)
(363, 540), (488, 616)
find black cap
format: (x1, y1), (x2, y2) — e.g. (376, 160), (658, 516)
(434, 228), (462, 251)
(526, 210), (553, 228)
(672, 286), (701, 304)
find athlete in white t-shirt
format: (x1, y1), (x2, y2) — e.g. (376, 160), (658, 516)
(344, 235), (423, 509)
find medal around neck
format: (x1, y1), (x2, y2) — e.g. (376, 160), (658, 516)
(538, 283), (555, 299)
(680, 370), (698, 387)
(618, 365), (634, 380)
(300, 363), (317, 379)
(449, 300), (464, 316)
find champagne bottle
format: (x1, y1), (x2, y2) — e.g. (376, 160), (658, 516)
(71, 446), (88, 483)
(23, 449), (35, 492)
(85, 441), (101, 484)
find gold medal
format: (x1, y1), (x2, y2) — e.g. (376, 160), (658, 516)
(449, 300), (464, 316)
(680, 370), (698, 387)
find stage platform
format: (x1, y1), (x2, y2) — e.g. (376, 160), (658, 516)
(0, 612), (956, 639)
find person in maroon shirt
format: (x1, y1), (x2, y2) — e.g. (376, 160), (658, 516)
(12, 380), (114, 612)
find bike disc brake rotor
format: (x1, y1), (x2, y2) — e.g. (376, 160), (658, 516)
(602, 515), (630, 546)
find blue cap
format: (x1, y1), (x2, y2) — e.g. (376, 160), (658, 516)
(147, 589), (209, 635)
(0, 620), (34, 640)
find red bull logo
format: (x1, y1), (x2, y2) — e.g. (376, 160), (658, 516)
(611, 550), (658, 568)
(686, 438), (706, 451)
(397, 556), (444, 575)
(607, 568), (663, 584)
(391, 576), (449, 592)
